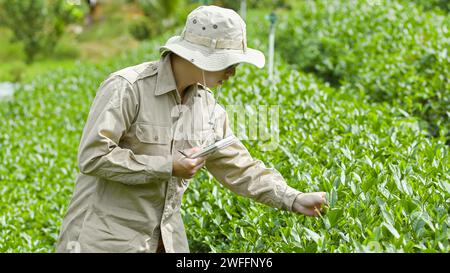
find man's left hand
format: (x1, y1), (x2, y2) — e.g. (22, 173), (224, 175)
(292, 192), (328, 217)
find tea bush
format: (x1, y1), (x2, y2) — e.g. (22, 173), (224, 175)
(277, 0), (449, 141)
(184, 63), (449, 252)
(0, 8), (448, 253)
(410, 0), (449, 12)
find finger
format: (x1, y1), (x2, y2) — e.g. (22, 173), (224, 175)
(314, 207), (323, 217)
(314, 192), (327, 205)
(303, 207), (319, 217)
(191, 146), (202, 151)
(321, 192), (328, 202)
(192, 161), (205, 173)
(318, 204), (328, 214)
(193, 156), (207, 166)
(308, 193), (324, 206)
(315, 192), (325, 199)
(298, 192), (328, 208)
(179, 156), (191, 164)
(183, 158), (195, 169)
(321, 192), (329, 206)
(188, 146), (202, 154)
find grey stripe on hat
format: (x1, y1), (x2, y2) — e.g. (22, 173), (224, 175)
(182, 31), (244, 50)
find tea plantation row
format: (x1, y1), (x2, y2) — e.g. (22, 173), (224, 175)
(277, 0), (449, 142)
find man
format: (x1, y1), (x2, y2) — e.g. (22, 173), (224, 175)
(56, 5), (327, 253)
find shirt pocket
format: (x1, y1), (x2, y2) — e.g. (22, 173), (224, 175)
(135, 123), (172, 155)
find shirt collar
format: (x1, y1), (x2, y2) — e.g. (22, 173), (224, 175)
(154, 52), (178, 96)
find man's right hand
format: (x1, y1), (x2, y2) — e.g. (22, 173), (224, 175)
(172, 147), (207, 179)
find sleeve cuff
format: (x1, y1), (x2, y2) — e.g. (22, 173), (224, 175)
(281, 187), (303, 212)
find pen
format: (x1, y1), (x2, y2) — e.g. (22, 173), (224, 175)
(178, 150), (189, 158)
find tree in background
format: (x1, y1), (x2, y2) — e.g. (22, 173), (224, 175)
(129, 0), (191, 41)
(0, 0), (86, 63)
(84, 0), (99, 26)
(212, 0), (294, 10)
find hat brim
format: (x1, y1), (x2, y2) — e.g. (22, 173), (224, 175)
(159, 36), (265, 72)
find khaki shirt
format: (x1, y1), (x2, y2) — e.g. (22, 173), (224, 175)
(55, 52), (302, 253)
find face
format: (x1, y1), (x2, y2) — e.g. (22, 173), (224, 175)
(201, 64), (238, 87)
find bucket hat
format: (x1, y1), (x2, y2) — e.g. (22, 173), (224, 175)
(160, 5), (265, 72)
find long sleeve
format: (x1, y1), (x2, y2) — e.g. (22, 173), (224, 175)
(205, 107), (302, 211)
(77, 75), (172, 185)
